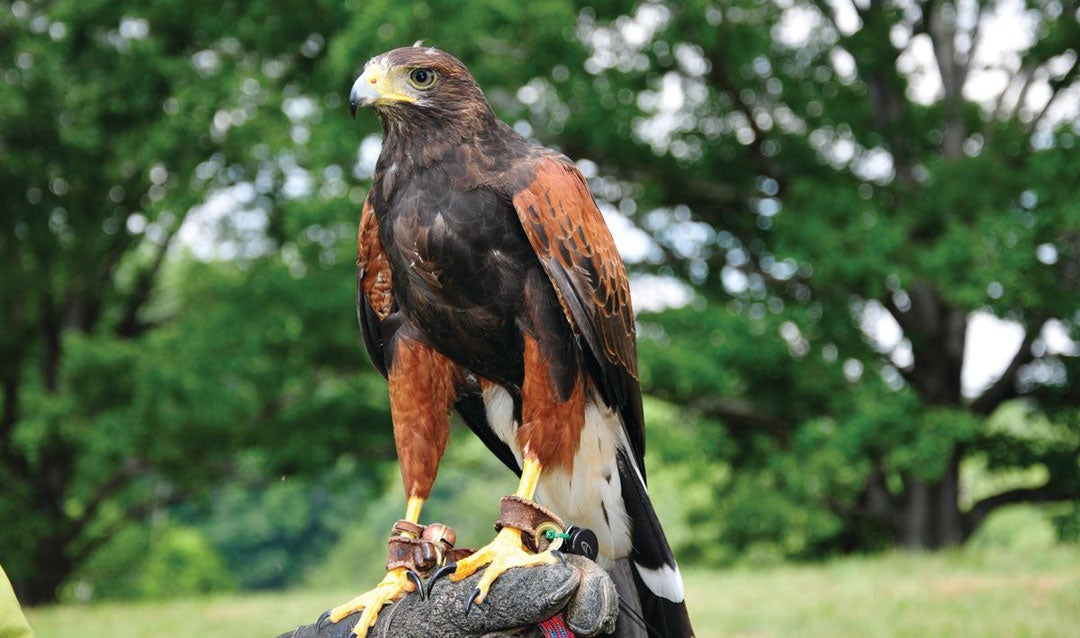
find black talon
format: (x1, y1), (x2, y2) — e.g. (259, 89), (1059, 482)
(464, 587), (481, 615)
(405, 569), (425, 599)
(552, 549), (568, 567)
(425, 563), (457, 598)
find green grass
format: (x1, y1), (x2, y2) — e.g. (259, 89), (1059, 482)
(684, 546), (1080, 637)
(25, 546), (1080, 637)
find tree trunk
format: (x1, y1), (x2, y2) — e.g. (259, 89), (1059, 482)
(41, 294), (62, 394)
(0, 358), (24, 475)
(936, 452), (964, 546)
(898, 453), (964, 549)
(883, 279), (969, 549)
(16, 528), (75, 605)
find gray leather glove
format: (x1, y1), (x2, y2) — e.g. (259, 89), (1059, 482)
(278, 555), (618, 638)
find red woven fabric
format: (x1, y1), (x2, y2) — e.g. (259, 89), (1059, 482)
(537, 613), (575, 638)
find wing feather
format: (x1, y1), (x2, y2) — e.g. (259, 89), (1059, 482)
(357, 196), (394, 377)
(510, 155), (647, 474)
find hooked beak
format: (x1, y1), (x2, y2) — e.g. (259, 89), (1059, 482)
(349, 64), (417, 119)
(349, 70), (380, 118)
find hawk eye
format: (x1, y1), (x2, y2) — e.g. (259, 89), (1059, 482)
(408, 68), (436, 89)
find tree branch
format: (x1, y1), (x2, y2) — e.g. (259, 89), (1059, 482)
(925, 0), (966, 158)
(69, 489), (185, 566)
(40, 289), (63, 394)
(837, 0), (918, 185)
(988, 61), (1036, 138)
(828, 459), (901, 527)
(703, 19), (787, 189)
(970, 314), (1048, 415)
(0, 354), (30, 481)
(64, 457), (152, 546)
(1030, 55), (1080, 132)
(808, 0), (844, 36)
(115, 229), (177, 338)
(880, 293), (913, 335)
(691, 396), (792, 445)
(956, 0), (984, 88)
(1009, 359), (1080, 408)
(1010, 64), (1041, 121)
(964, 483), (1080, 537)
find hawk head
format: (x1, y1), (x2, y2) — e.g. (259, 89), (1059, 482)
(349, 45), (487, 122)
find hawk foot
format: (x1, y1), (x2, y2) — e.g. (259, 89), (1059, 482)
(328, 567), (420, 637)
(449, 525), (558, 608)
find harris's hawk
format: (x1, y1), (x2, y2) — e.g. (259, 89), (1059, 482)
(333, 45), (692, 637)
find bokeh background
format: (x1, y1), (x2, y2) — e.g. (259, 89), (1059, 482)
(2, 0), (1079, 635)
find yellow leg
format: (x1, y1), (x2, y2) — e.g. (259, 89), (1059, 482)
(329, 496), (426, 637)
(404, 495), (423, 525)
(515, 457), (542, 499)
(450, 456), (556, 605)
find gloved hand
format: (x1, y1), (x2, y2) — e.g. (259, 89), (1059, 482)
(278, 554), (618, 638)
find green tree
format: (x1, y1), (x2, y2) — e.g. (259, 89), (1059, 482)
(0, 0), (373, 603)
(550, 0), (1080, 550)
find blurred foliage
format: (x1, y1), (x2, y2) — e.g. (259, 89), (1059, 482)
(137, 526), (236, 600)
(63, 523), (234, 602)
(577, 0), (1080, 556)
(67, 463), (379, 598)
(189, 469), (369, 591)
(1050, 503), (1080, 542)
(2, 0), (1079, 604)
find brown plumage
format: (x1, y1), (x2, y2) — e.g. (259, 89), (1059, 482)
(344, 45), (692, 637)
(356, 198), (392, 322)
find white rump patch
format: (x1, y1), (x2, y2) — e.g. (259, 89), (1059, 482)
(482, 384), (522, 466)
(534, 392), (631, 567)
(633, 561), (685, 603)
(480, 386), (633, 567)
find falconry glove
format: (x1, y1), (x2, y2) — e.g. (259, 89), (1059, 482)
(278, 554), (618, 638)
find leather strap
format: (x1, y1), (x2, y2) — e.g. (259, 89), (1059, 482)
(392, 519), (425, 538)
(495, 495), (565, 552)
(384, 500), (563, 572)
(386, 536), (438, 571)
(446, 547), (476, 563)
(385, 521), (460, 572)
(421, 522), (456, 550)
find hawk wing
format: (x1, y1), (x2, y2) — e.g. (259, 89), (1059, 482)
(356, 195), (522, 474)
(508, 154), (647, 476)
(356, 196), (394, 377)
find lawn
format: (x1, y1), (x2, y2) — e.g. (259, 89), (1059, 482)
(25, 546), (1080, 637)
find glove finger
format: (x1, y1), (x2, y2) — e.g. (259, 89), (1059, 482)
(563, 555), (619, 637)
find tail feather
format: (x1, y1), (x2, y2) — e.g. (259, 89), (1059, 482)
(608, 559), (649, 638)
(616, 450), (694, 637)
